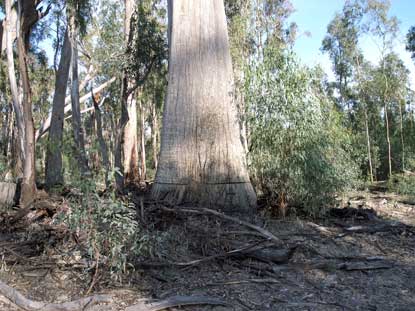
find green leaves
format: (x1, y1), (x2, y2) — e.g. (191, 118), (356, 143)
(406, 26), (415, 61)
(124, 1), (167, 87)
(246, 49), (359, 215)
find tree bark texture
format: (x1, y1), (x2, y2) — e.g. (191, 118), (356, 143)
(92, 91), (110, 188)
(45, 29), (72, 188)
(152, 0), (256, 211)
(385, 104), (392, 178)
(139, 99), (147, 181)
(115, 0), (139, 190)
(5, 0), (24, 171)
(16, 0), (38, 207)
(151, 103), (159, 170)
(364, 108), (374, 183)
(69, 15), (89, 175)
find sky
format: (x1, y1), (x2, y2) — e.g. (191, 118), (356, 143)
(287, 0), (415, 89)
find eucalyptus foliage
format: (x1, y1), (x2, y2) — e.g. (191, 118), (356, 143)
(245, 47), (359, 214)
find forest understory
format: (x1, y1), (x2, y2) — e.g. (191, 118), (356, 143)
(0, 186), (414, 311)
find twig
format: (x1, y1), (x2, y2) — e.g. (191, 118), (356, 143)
(86, 241), (100, 295)
(206, 278), (280, 286)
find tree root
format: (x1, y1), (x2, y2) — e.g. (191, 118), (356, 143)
(0, 280), (112, 311)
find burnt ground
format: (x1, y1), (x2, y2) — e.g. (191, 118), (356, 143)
(0, 188), (414, 311)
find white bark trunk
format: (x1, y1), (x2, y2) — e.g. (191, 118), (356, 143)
(152, 0), (256, 211)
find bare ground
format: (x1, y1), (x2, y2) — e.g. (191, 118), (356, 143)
(0, 188), (414, 311)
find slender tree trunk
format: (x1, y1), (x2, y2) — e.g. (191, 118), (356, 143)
(115, 0), (139, 191)
(384, 104), (392, 178)
(364, 108), (374, 183)
(69, 15), (89, 175)
(151, 102), (158, 170)
(398, 101), (405, 171)
(152, 0), (256, 211)
(5, 0), (24, 172)
(16, 0), (37, 207)
(92, 91), (110, 188)
(139, 99), (146, 181)
(45, 29), (72, 188)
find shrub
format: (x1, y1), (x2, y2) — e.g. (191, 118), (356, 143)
(245, 49), (360, 216)
(388, 173), (415, 196)
(58, 179), (149, 281)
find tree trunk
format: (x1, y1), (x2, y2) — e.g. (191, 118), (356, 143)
(115, 0), (139, 191)
(5, 0), (24, 173)
(398, 101), (405, 171)
(92, 90), (110, 188)
(364, 108), (374, 183)
(152, 0), (256, 211)
(45, 29), (72, 189)
(151, 102), (159, 170)
(36, 77), (115, 141)
(69, 15), (89, 175)
(384, 104), (392, 178)
(139, 99), (146, 181)
(15, 0), (37, 207)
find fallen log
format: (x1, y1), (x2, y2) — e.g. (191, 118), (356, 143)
(126, 295), (230, 311)
(0, 280), (112, 311)
(0, 182), (16, 208)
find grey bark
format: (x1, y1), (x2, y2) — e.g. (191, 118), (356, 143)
(152, 0), (256, 211)
(45, 29), (72, 188)
(69, 15), (89, 175)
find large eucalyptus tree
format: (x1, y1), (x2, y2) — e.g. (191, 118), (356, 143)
(152, 0), (256, 211)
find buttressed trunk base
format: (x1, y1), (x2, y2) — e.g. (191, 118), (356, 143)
(152, 0), (256, 212)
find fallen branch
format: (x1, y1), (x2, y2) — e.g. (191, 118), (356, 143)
(136, 240), (268, 268)
(0, 280), (112, 311)
(125, 295), (230, 311)
(309, 259), (394, 271)
(160, 206), (282, 245)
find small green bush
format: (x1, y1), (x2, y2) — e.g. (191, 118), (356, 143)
(388, 173), (415, 196)
(59, 179), (149, 281)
